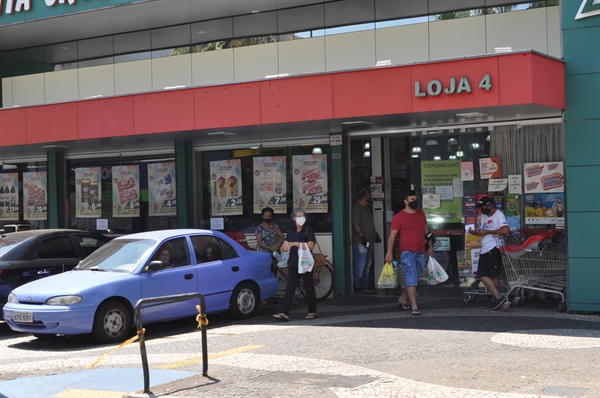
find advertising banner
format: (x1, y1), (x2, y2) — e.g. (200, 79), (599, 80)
(292, 155), (328, 213)
(479, 157), (501, 179)
(253, 156), (286, 214)
(23, 172), (47, 221)
(75, 167), (102, 218)
(148, 162), (177, 217)
(523, 162), (564, 193)
(461, 162), (474, 181)
(421, 160), (462, 223)
(0, 173), (19, 221)
(524, 193), (565, 225)
(463, 194), (478, 226)
(210, 159), (243, 216)
(112, 165), (140, 217)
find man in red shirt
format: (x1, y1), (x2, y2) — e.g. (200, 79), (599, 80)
(385, 190), (433, 315)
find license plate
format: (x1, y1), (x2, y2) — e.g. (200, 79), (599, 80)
(14, 311), (33, 323)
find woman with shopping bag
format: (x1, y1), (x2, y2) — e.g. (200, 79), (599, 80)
(273, 207), (317, 321)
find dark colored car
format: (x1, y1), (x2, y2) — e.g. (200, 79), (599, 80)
(0, 229), (111, 312)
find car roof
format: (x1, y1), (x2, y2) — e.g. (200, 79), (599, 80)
(114, 229), (215, 241)
(0, 229), (101, 239)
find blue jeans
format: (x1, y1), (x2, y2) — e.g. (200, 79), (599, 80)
(401, 251), (425, 287)
(353, 243), (374, 289)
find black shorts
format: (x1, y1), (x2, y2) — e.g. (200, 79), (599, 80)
(478, 247), (503, 278)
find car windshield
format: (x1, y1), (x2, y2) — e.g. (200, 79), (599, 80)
(0, 236), (36, 260)
(77, 239), (155, 273)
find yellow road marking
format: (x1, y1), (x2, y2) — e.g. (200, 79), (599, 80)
(156, 344), (264, 370)
(54, 388), (124, 398)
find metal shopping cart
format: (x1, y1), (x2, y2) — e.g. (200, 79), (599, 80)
(499, 230), (567, 312)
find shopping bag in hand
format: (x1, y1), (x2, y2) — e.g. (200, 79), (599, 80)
(427, 256), (449, 285)
(272, 250), (290, 268)
(377, 262), (398, 289)
(298, 243), (314, 274)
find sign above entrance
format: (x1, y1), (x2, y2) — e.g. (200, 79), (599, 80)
(575, 0), (600, 20)
(415, 75), (492, 97)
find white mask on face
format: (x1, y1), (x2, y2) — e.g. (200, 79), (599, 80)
(296, 216), (306, 226)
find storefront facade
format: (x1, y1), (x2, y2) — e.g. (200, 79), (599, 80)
(0, 0), (597, 312)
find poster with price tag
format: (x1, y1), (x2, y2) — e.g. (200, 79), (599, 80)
(210, 159), (243, 216)
(148, 162), (177, 216)
(0, 173), (19, 221)
(292, 155), (328, 213)
(75, 167), (102, 218)
(112, 165), (140, 217)
(23, 172), (47, 220)
(253, 156), (286, 214)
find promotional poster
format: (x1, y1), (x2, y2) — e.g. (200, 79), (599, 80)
(0, 173), (19, 221)
(23, 172), (47, 221)
(210, 159), (243, 216)
(253, 156), (286, 214)
(421, 160), (462, 223)
(148, 162), (177, 217)
(292, 155), (328, 213)
(524, 193), (565, 225)
(523, 162), (564, 193)
(75, 167), (102, 218)
(112, 165), (140, 217)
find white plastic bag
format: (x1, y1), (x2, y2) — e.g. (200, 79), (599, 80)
(427, 256), (449, 285)
(298, 243), (314, 274)
(272, 250), (290, 268)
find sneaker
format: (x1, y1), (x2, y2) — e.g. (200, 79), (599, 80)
(481, 299), (496, 309)
(492, 296), (507, 310)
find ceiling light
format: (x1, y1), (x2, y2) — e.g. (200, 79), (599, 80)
(433, 156), (441, 161)
(495, 47), (512, 53)
(426, 140), (438, 146)
(411, 146), (422, 153)
(486, 135), (491, 142)
(197, 31), (206, 34)
(250, 146), (260, 149)
(449, 155), (457, 160)
(251, 10), (260, 13)
(312, 147), (323, 155)
(471, 142), (480, 149)
(448, 138), (458, 145)
(456, 146), (464, 158)
(342, 121), (372, 125)
(364, 142), (370, 150)
(363, 151), (371, 158)
(456, 112), (487, 117)
(411, 154), (419, 158)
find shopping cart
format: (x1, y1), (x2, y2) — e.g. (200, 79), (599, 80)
(499, 230), (567, 312)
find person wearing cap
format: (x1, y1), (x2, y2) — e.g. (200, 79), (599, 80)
(469, 196), (509, 310)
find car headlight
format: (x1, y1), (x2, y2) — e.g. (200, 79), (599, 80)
(45, 295), (83, 306)
(7, 293), (17, 304)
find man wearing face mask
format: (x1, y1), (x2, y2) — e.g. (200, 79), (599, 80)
(469, 196), (509, 310)
(352, 188), (381, 294)
(385, 190), (433, 316)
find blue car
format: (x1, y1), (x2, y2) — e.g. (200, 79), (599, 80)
(3, 229), (278, 343)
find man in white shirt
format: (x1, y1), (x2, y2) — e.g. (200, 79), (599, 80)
(469, 196), (509, 310)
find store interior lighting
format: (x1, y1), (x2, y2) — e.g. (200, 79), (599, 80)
(312, 147), (322, 155)
(363, 150), (371, 158)
(456, 146), (464, 158)
(433, 156), (441, 160)
(449, 155), (457, 160)
(426, 140), (438, 146)
(471, 142), (480, 149)
(486, 135), (491, 141)
(411, 146), (422, 153)
(364, 142), (370, 150)
(448, 138), (458, 145)
(411, 154), (419, 158)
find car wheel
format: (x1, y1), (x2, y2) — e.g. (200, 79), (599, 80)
(230, 282), (258, 320)
(93, 301), (131, 344)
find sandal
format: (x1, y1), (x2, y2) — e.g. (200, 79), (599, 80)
(305, 313), (317, 320)
(397, 299), (411, 310)
(411, 309), (421, 316)
(272, 313), (289, 322)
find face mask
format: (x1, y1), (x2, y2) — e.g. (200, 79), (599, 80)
(263, 218), (272, 224)
(296, 216), (306, 226)
(407, 201), (419, 210)
(481, 207), (491, 215)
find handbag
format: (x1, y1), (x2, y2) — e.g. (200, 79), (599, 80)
(312, 238), (328, 267)
(427, 256), (449, 285)
(377, 262), (397, 289)
(298, 243), (314, 274)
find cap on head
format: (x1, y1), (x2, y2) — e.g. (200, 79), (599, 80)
(476, 196), (493, 208)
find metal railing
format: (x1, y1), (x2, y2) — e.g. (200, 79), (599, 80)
(134, 293), (208, 393)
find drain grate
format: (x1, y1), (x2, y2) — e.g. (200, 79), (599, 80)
(541, 386), (586, 397)
(250, 371), (376, 389)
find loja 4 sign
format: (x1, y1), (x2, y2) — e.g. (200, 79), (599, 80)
(415, 74), (492, 97)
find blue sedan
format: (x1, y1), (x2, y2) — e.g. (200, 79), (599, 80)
(3, 229), (278, 343)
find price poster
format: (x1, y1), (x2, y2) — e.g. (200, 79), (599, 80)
(23, 172), (47, 220)
(148, 162), (177, 216)
(112, 165), (140, 217)
(292, 154), (328, 213)
(75, 167), (102, 218)
(253, 156), (286, 214)
(0, 173), (19, 221)
(210, 159), (243, 216)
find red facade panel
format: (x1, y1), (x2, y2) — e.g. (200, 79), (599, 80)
(133, 90), (195, 135)
(194, 83), (262, 130)
(260, 75), (333, 124)
(498, 53), (534, 105)
(332, 68), (413, 118)
(411, 57), (500, 112)
(26, 104), (78, 144)
(0, 108), (27, 147)
(531, 55), (565, 109)
(78, 97), (134, 140)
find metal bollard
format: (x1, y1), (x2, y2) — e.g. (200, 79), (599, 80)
(134, 293), (208, 394)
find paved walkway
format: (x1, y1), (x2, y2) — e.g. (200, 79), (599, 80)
(1, 295), (598, 398)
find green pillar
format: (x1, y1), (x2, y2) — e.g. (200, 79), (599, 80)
(175, 141), (194, 229)
(47, 150), (66, 229)
(331, 133), (351, 297)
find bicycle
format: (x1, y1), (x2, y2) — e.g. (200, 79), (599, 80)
(272, 261), (334, 302)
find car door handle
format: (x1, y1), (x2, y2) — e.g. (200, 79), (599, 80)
(184, 274), (194, 280)
(231, 266), (239, 272)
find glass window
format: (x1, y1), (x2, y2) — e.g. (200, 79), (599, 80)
(278, 4), (325, 34)
(152, 237), (190, 268)
(114, 31), (152, 56)
(215, 237), (237, 260)
(75, 233), (109, 258)
(233, 11), (277, 38)
(34, 236), (78, 259)
(151, 25), (191, 51)
(44, 41), (78, 66)
(191, 18), (233, 46)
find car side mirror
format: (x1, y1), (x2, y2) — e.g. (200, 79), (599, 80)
(146, 260), (165, 272)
